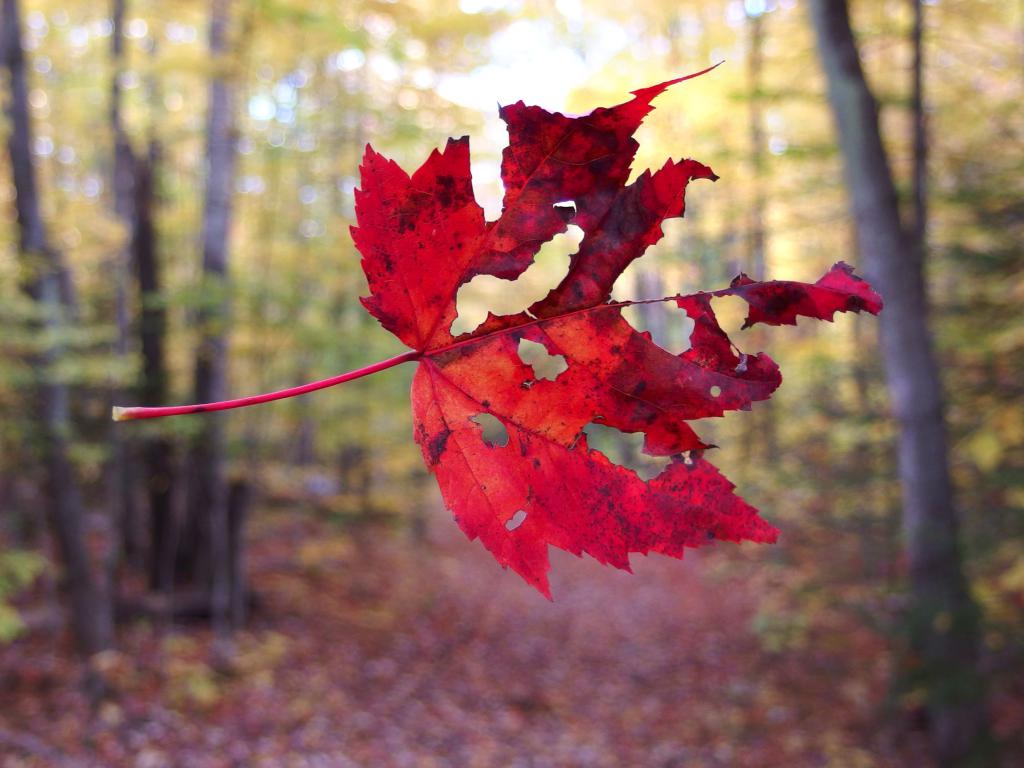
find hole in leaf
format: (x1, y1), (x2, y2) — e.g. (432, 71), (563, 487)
(470, 160), (502, 219)
(582, 422), (670, 481)
(710, 385), (722, 397)
(471, 413), (509, 448)
(517, 338), (568, 381)
(620, 302), (694, 355)
(552, 200), (577, 221)
(450, 225), (583, 336)
(711, 294), (749, 336)
(505, 509), (528, 531)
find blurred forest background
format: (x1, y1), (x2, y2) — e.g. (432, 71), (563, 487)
(0, 0), (1021, 766)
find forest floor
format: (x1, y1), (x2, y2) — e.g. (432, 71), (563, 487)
(0, 503), (995, 767)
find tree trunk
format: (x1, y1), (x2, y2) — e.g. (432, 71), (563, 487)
(746, 7), (767, 283)
(744, 5), (777, 463)
(227, 479), (249, 627)
(131, 142), (177, 595)
(113, 5), (177, 598)
(187, 0), (239, 637)
(109, 0), (142, 569)
(633, 269), (668, 349)
(808, 1), (992, 765)
(2, 0), (113, 659)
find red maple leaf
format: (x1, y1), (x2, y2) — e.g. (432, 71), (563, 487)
(351, 72), (882, 596)
(116, 70), (882, 597)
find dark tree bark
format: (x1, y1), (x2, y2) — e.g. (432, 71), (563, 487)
(109, 0), (142, 569)
(2, 0), (112, 658)
(808, 1), (992, 765)
(131, 142), (176, 594)
(743, 6), (777, 462)
(226, 479), (249, 627)
(634, 269), (667, 349)
(186, 0), (240, 636)
(109, 1), (176, 596)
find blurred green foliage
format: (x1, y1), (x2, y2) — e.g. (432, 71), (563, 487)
(0, 549), (45, 642)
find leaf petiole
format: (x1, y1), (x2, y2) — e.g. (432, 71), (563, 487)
(110, 297), (671, 422)
(112, 349), (422, 421)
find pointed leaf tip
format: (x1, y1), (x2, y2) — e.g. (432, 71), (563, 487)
(629, 61), (724, 99)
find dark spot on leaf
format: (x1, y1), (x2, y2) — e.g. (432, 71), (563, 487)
(435, 174), (458, 208)
(427, 426), (451, 466)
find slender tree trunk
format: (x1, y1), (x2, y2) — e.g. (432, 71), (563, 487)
(109, 0), (142, 569)
(188, 0), (239, 637)
(808, 2), (992, 765)
(628, 267), (669, 466)
(131, 142), (176, 595)
(227, 479), (248, 627)
(743, 6), (777, 464)
(122, 13), (177, 597)
(2, 0), (113, 659)
(746, 8), (767, 283)
(634, 269), (668, 348)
